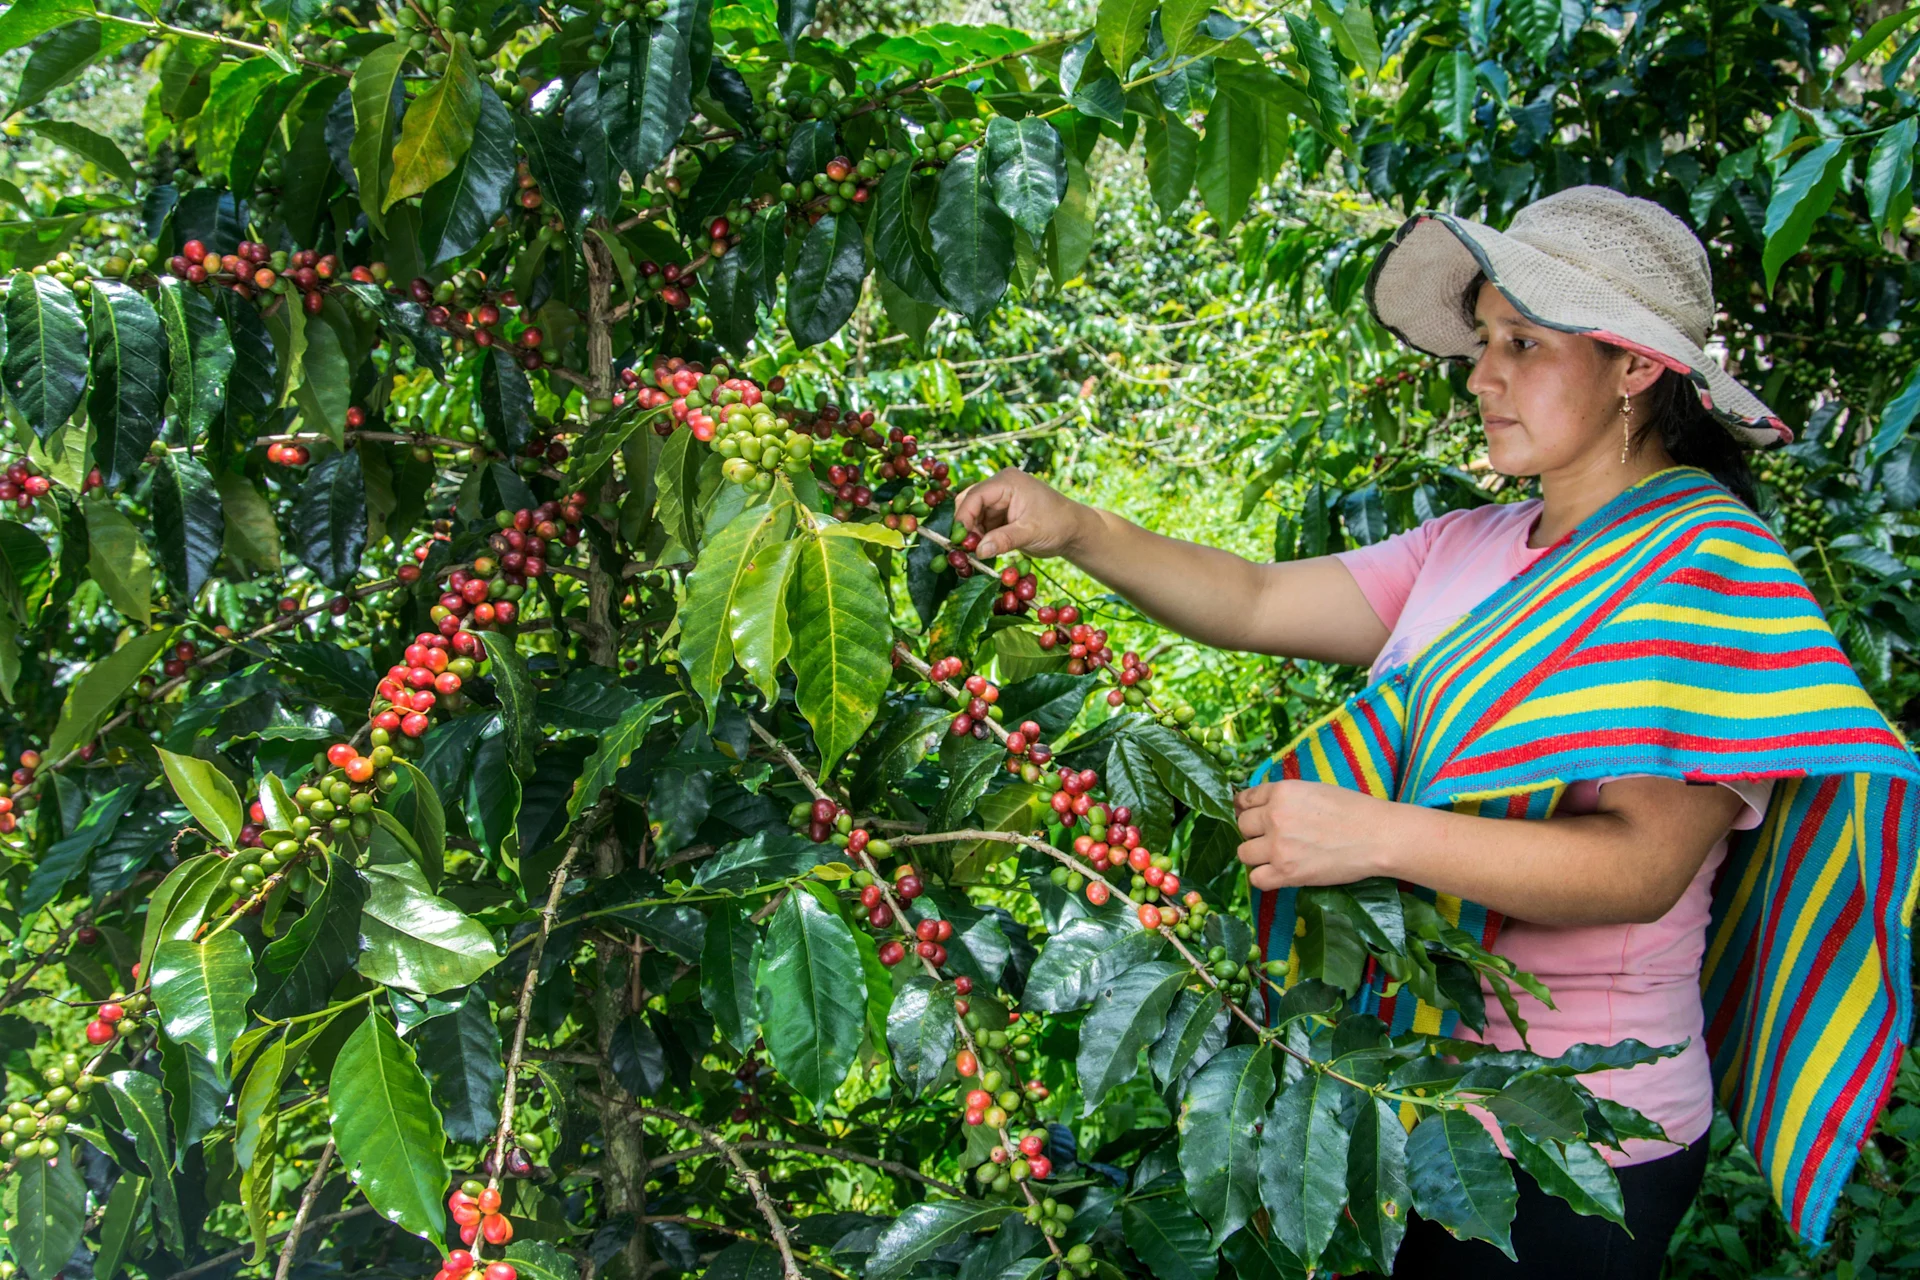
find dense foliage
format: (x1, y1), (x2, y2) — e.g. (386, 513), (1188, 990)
(0, 0), (1913, 1276)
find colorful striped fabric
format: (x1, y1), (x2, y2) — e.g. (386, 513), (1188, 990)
(1248, 465), (1920, 1245)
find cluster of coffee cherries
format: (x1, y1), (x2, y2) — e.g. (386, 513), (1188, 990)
(711, 393), (816, 489)
(1, 1051), (100, 1164)
(403, 275), (544, 368)
(376, 635), (483, 739)
(265, 438), (312, 466)
(990, 564), (1040, 616)
(511, 429), (571, 475)
(81, 992), (147, 1046)
(447, 1180), (514, 1247)
(0, 458), (51, 509)
(431, 1244), (515, 1280)
(942, 664), (1005, 740)
(159, 639), (199, 679)
(0, 749), (42, 834)
(1033, 605), (1115, 676)
(630, 358), (763, 439)
(1203, 941), (1267, 1004)
(169, 239), (329, 305)
(780, 153), (886, 217)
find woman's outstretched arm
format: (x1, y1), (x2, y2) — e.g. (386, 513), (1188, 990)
(954, 467), (1389, 665)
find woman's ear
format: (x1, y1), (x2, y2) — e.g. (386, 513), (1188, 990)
(1623, 351), (1666, 397)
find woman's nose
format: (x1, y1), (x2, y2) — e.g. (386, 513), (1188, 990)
(1464, 352), (1498, 399)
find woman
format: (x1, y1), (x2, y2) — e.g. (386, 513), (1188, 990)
(955, 186), (1920, 1277)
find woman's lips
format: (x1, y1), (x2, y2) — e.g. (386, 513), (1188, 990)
(1482, 415), (1518, 429)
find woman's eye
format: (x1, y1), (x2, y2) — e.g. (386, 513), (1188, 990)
(1509, 337), (1536, 352)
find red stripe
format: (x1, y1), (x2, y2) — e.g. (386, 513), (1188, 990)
(1357, 695), (1399, 780)
(1666, 566), (1817, 601)
(1563, 638), (1850, 672)
(1790, 1015), (1896, 1226)
(1753, 886), (1862, 1153)
(1505, 794), (1530, 818)
(1255, 881), (1278, 969)
(1438, 725), (1904, 781)
(1329, 718), (1375, 795)
(1280, 751), (1301, 781)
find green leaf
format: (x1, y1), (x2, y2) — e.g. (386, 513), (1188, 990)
(140, 853), (229, 974)
(695, 828), (842, 890)
(1873, 364), (1920, 460)
(1180, 1043), (1275, 1245)
(886, 974), (958, 1096)
(568, 694), (666, 819)
(874, 163), (943, 306)
(1429, 49), (1477, 144)
(155, 745), (244, 847)
(94, 1173), (144, 1280)
(655, 423), (703, 552)
(151, 450), (223, 598)
(789, 529), (893, 773)
(1024, 914), (1167, 1012)
(1196, 64), (1295, 231)
(1151, 987), (1228, 1086)
(358, 857), (500, 994)
(1837, 5), (1920, 76)
(418, 989), (503, 1143)
(1078, 960), (1185, 1111)
(4, 269), (88, 440)
(1346, 1094), (1411, 1272)
(0, 519), (51, 626)
(931, 149), (1013, 327)
(290, 450), (366, 590)
(731, 534), (801, 706)
(776, 0), (814, 49)
(1488, 1073), (1586, 1142)
(1094, 0), (1153, 73)
(1158, 0), (1210, 58)
(12, 1137), (86, 1280)
(85, 495), (153, 622)
(757, 881), (865, 1111)
(702, 899), (762, 1052)
(1406, 1108), (1517, 1257)
(386, 44), (481, 208)
(228, 72), (304, 200)
(349, 40), (406, 228)
(601, 8), (694, 183)
(868, 1202), (1016, 1280)
(382, 761), (447, 882)
(152, 931), (256, 1073)
(1313, 0), (1380, 77)
(293, 307), (352, 441)
(984, 117), (1067, 240)
(256, 854), (367, 1018)
(1284, 13), (1350, 128)
(1121, 1196), (1217, 1280)
(1506, 1132), (1625, 1226)
(103, 1069), (185, 1251)
(196, 57), (279, 179)
(478, 629), (539, 776)
(1044, 151), (1093, 281)
(0, 0), (93, 57)
(516, 107), (591, 232)
(12, 20), (103, 114)
(682, 501), (794, 715)
(504, 1241), (582, 1280)
(1762, 137), (1848, 294)
(1144, 112), (1199, 217)
(420, 84), (516, 265)
(329, 1012), (449, 1241)
(27, 117), (133, 183)
(1867, 115), (1917, 236)
(155, 277), (233, 448)
(1505, 0), (1585, 65)
(49, 627), (171, 760)
(1259, 1071), (1354, 1268)
(787, 211), (868, 347)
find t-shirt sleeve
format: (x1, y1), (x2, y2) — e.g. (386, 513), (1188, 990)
(1331, 508), (1471, 630)
(1593, 775), (1775, 831)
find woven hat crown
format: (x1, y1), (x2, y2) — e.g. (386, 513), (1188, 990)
(1503, 185), (1716, 348)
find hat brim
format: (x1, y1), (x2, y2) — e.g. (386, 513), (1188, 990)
(1365, 211), (1791, 449)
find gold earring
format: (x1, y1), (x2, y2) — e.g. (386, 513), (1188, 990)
(1619, 392), (1632, 465)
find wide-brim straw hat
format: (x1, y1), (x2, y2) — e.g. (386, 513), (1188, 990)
(1364, 184), (1790, 448)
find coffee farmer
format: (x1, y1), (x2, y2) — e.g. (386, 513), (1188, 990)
(957, 186), (1920, 1279)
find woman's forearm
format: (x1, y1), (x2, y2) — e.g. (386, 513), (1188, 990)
(1061, 506), (1286, 652)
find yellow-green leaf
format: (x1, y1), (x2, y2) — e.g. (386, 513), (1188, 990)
(48, 627), (172, 760)
(385, 44), (482, 209)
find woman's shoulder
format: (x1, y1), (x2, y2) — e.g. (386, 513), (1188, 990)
(1418, 498), (1543, 549)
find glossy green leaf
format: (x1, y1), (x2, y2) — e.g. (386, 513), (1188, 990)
(1506, 1132), (1625, 1226)
(348, 40), (406, 228)
(516, 107), (591, 231)
(1151, 986), (1228, 1086)
(1347, 1093), (1412, 1271)
(420, 84), (516, 264)
(12, 1137), (86, 1280)
(1144, 112), (1199, 217)
(886, 974), (958, 1096)
(1024, 913), (1167, 1012)
(694, 828), (842, 890)
(1259, 1070), (1354, 1267)
(103, 1069), (185, 1250)
(682, 500), (794, 715)
(478, 629), (539, 776)
(930, 150), (1013, 327)
(756, 881), (865, 1111)
(386, 44), (481, 208)
(1406, 1108), (1518, 1257)
(152, 930), (256, 1072)
(1763, 138), (1848, 294)
(787, 211), (868, 347)
(227, 72), (304, 200)
(48, 628), (172, 760)
(869, 1202), (1016, 1280)
(789, 528), (893, 773)
(94, 1173), (145, 1280)
(1195, 64), (1296, 231)
(382, 761), (446, 882)
(358, 857), (500, 994)
(984, 117), (1066, 240)
(1285, 12), (1350, 129)
(256, 854), (367, 1018)
(1488, 1073), (1587, 1142)
(777, 0), (814, 49)
(418, 989), (503, 1143)
(654, 422), (703, 552)
(151, 450), (223, 598)
(874, 162), (944, 305)
(12, 19), (103, 114)
(1094, 0), (1153, 71)
(4, 269), (88, 440)
(84, 496), (153, 622)
(600, 7), (693, 183)
(1179, 1043), (1275, 1244)
(140, 853), (228, 974)
(1078, 960), (1186, 1112)
(28, 117), (133, 183)
(568, 694), (667, 819)
(0, 0), (93, 57)
(1121, 1196), (1217, 1280)
(155, 277), (233, 447)
(289, 449), (366, 590)
(330, 1012), (449, 1241)
(1867, 115), (1917, 236)
(701, 899), (762, 1052)
(156, 746), (244, 847)
(0, 519), (52, 626)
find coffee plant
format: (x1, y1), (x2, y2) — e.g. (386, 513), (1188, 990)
(0, 0), (1913, 1276)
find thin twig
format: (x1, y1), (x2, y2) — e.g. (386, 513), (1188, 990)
(161, 1205), (377, 1280)
(627, 1104), (805, 1280)
(273, 1139), (336, 1280)
(648, 1139), (963, 1195)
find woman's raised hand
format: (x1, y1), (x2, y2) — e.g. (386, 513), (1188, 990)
(953, 468), (1094, 559)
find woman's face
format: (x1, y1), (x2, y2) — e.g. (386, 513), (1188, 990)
(1463, 283), (1664, 478)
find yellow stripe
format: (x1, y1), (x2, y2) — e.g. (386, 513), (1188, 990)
(1411, 1001), (1444, 1034)
(1741, 808), (1858, 1115)
(1697, 536), (1796, 573)
(1305, 732), (1338, 785)
(1435, 892), (1464, 928)
(1703, 780), (1794, 979)
(1612, 602), (1828, 635)
(1492, 680), (1879, 729)
(1766, 954), (1884, 1201)
(1348, 712), (1391, 798)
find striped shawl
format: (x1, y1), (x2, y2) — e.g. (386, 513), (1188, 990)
(1249, 465), (1920, 1245)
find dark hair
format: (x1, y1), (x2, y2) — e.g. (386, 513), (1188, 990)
(1456, 274), (1758, 509)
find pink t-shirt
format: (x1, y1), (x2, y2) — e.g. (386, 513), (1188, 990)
(1333, 500), (1772, 1164)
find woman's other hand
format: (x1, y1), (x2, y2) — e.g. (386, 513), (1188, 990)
(1234, 780), (1394, 891)
(954, 468), (1094, 559)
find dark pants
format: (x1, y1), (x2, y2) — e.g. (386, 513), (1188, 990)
(1392, 1135), (1711, 1279)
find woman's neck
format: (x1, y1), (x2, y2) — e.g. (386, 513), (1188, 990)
(1527, 447), (1678, 549)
